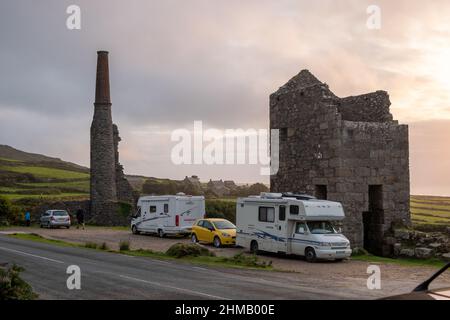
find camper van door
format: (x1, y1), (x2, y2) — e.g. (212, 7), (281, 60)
(274, 205), (288, 252)
(290, 221), (309, 256)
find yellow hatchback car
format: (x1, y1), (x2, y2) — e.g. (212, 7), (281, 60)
(191, 218), (236, 248)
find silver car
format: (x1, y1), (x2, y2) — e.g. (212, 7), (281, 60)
(40, 210), (71, 229)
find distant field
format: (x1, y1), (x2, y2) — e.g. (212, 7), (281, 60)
(410, 195), (450, 227)
(18, 180), (90, 192)
(0, 157), (20, 162)
(0, 193), (88, 201)
(0, 165), (89, 180)
(0, 156), (90, 202)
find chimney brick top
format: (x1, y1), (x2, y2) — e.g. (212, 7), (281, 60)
(95, 51), (111, 104)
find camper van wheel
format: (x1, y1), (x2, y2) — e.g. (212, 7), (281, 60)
(158, 229), (165, 238)
(250, 240), (259, 254)
(305, 247), (317, 263)
(132, 225), (140, 235)
(213, 236), (221, 248)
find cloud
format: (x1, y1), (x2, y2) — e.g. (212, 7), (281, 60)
(1, 1), (450, 191)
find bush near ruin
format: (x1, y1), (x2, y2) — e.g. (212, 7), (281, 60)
(166, 243), (215, 258)
(0, 196), (21, 226)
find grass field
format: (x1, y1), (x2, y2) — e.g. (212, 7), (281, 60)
(0, 156), (90, 201)
(0, 193), (88, 201)
(410, 195), (450, 228)
(18, 180), (90, 192)
(0, 165), (89, 180)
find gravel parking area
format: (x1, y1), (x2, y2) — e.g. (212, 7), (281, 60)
(2, 225), (449, 298)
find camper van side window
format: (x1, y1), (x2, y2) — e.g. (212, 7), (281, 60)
(258, 207), (275, 223)
(279, 206), (286, 221)
(150, 206), (157, 213)
(164, 204), (169, 213)
(290, 205), (299, 215)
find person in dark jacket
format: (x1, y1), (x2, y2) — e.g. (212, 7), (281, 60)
(76, 208), (85, 230)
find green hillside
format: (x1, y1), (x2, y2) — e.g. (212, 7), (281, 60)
(410, 195), (450, 231)
(0, 145), (90, 202)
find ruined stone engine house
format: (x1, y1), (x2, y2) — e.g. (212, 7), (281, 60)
(270, 70), (410, 254)
(90, 51), (134, 225)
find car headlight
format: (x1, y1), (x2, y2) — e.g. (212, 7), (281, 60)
(222, 232), (231, 237)
(319, 242), (332, 247)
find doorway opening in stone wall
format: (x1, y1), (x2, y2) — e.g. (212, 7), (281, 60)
(315, 185), (327, 199)
(362, 185), (385, 255)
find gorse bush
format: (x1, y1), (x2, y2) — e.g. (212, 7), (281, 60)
(99, 242), (109, 250)
(119, 240), (130, 251)
(0, 196), (21, 226)
(0, 264), (38, 300)
(84, 242), (98, 249)
(220, 253), (272, 268)
(166, 243), (215, 258)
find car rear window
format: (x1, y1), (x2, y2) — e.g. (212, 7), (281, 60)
(53, 211), (68, 216)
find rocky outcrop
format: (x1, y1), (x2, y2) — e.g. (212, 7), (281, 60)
(392, 228), (450, 260)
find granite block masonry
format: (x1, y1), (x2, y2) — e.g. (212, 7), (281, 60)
(90, 51), (134, 225)
(270, 70), (410, 255)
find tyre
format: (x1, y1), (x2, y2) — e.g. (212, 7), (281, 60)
(305, 247), (317, 263)
(132, 225), (140, 235)
(40, 224), (43, 228)
(250, 240), (259, 254)
(158, 229), (165, 238)
(191, 233), (198, 243)
(66, 226), (70, 229)
(335, 258), (343, 262)
(47, 222), (52, 229)
(213, 236), (221, 248)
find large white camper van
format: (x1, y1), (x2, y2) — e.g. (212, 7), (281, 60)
(236, 193), (352, 262)
(131, 193), (205, 237)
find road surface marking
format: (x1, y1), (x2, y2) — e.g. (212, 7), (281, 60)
(119, 274), (230, 300)
(152, 259), (171, 264)
(192, 266), (208, 271)
(0, 246), (65, 264)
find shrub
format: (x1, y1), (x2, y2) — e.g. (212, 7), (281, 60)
(0, 264), (38, 300)
(221, 253), (272, 268)
(119, 240), (130, 251)
(0, 196), (21, 225)
(84, 242), (98, 249)
(99, 242), (109, 250)
(351, 247), (368, 256)
(166, 243), (215, 258)
(118, 202), (132, 218)
(205, 200), (236, 223)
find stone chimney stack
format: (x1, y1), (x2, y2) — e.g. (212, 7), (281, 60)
(90, 51), (117, 219)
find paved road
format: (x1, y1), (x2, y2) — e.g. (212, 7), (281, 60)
(0, 235), (367, 300)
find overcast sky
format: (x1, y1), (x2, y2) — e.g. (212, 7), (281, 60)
(1, 0), (450, 195)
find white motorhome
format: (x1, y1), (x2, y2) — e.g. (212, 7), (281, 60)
(131, 193), (205, 237)
(236, 193), (352, 262)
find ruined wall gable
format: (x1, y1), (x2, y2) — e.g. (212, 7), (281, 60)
(338, 91), (393, 122)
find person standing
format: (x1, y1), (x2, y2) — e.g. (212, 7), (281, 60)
(76, 208), (85, 230)
(25, 211), (31, 227)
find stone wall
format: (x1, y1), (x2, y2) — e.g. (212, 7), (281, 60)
(338, 91), (393, 122)
(270, 70), (410, 255)
(113, 124), (135, 205)
(390, 229), (450, 261)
